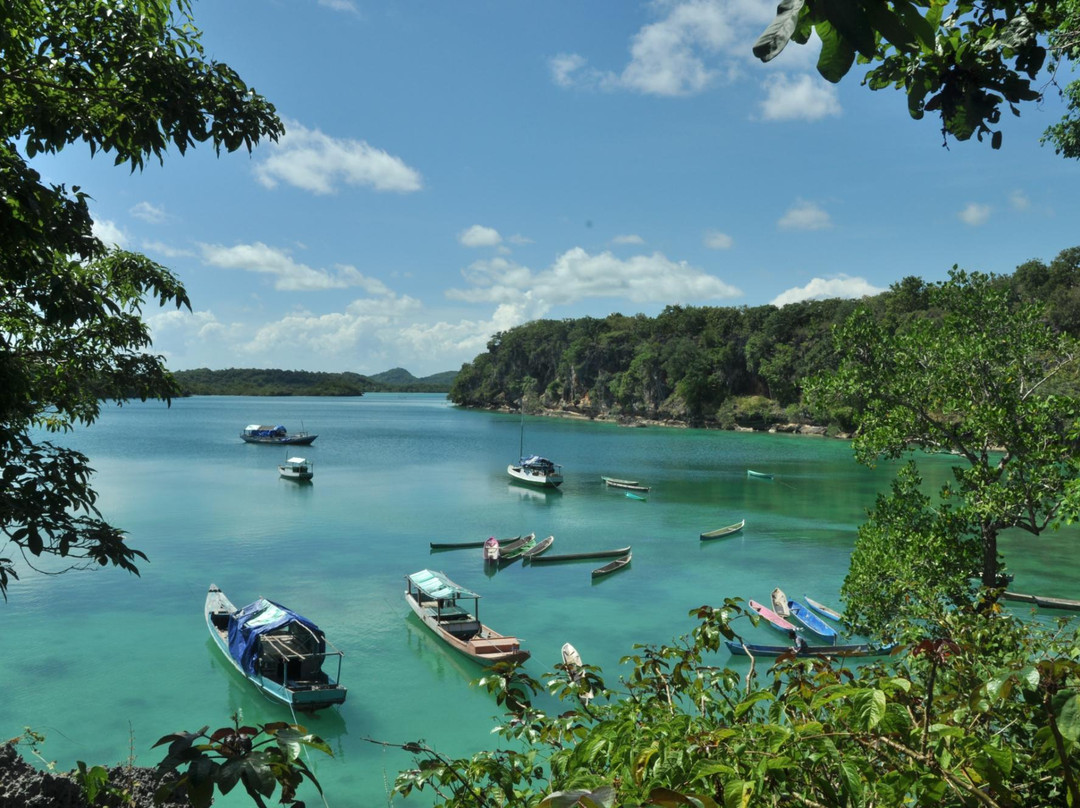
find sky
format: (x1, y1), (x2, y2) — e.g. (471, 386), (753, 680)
(33, 0), (1080, 377)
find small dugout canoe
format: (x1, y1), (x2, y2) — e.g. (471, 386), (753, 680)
(700, 519), (745, 540)
(592, 552), (631, 578)
(530, 546), (632, 563)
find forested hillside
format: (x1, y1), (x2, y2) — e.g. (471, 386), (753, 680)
(449, 248), (1080, 429)
(172, 367), (458, 395)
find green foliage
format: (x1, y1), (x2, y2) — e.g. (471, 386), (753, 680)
(0, 0), (282, 599)
(754, 0), (1077, 151)
(811, 268), (1080, 629)
(392, 604), (1080, 807)
(153, 715), (331, 808)
(173, 368), (372, 396)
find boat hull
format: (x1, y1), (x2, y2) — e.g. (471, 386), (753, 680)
(804, 596), (845, 622)
(592, 552), (631, 577)
(405, 591), (529, 666)
(726, 640), (892, 658)
(788, 600), (838, 643)
(204, 586), (346, 710)
(508, 464), (563, 487)
(529, 546), (632, 563)
(748, 598), (799, 634)
(700, 519), (745, 540)
(241, 434), (317, 445)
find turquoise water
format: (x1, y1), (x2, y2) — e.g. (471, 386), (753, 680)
(2, 394), (1074, 805)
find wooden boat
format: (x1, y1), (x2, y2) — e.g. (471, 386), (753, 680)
(601, 476), (638, 486)
(700, 519), (745, 540)
(561, 642), (594, 701)
(592, 552), (631, 577)
(522, 535), (554, 559)
(770, 587), (790, 617)
(787, 599), (839, 643)
(804, 595), (845, 622)
(278, 456), (313, 481)
(605, 479), (651, 492)
(748, 598), (799, 635)
(241, 424), (317, 445)
(725, 640), (893, 658)
(494, 533), (537, 564)
(625, 492), (647, 501)
(529, 546), (632, 563)
(204, 584), (346, 710)
(746, 469), (773, 480)
(431, 535), (521, 551)
(1003, 591), (1080, 611)
(404, 569), (529, 666)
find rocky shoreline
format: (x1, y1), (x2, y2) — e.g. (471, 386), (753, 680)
(0, 743), (186, 808)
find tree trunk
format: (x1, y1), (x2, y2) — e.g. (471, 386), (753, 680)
(981, 525), (999, 586)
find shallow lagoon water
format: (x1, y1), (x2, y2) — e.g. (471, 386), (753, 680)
(2, 394), (1074, 805)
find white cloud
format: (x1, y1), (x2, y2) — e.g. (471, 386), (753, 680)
(553, 0), (774, 96)
(141, 240), (195, 259)
(613, 234), (645, 245)
(778, 200), (832, 231)
(459, 225), (503, 248)
(770, 275), (886, 306)
(704, 230), (733, 249)
(318, 0), (358, 13)
(130, 201), (166, 223)
(446, 247), (741, 314)
(200, 241), (393, 293)
(550, 53), (588, 87)
(959, 203), (991, 226)
(254, 121), (422, 194)
(93, 219), (127, 248)
(507, 233), (534, 245)
(1010, 190), (1030, 211)
(759, 73), (841, 121)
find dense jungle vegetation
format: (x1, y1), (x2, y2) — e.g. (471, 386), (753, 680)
(449, 247), (1080, 430)
(172, 367), (456, 396)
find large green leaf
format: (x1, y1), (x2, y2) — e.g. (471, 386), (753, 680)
(815, 20), (857, 82)
(753, 0), (807, 62)
(1052, 691), (1080, 742)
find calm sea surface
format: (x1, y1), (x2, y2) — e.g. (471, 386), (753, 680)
(3, 394), (1075, 805)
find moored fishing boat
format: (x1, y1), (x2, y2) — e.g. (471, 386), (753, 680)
(605, 479), (650, 492)
(529, 546), (632, 563)
(592, 551), (631, 577)
(508, 456), (564, 488)
(787, 599), (838, 643)
(204, 584), (346, 710)
(748, 598), (800, 635)
(725, 640), (893, 658)
(404, 569), (529, 666)
(522, 535), (555, 559)
(601, 476), (638, 486)
(746, 469), (773, 480)
(699, 519), (745, 540)
(241, 424), (317, 445)
(493, 533), (537, 565)
(278, 456), (313, 481)
(804, 595), (845, 622)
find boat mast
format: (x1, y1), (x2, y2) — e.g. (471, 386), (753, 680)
(518, 399), (525, 460)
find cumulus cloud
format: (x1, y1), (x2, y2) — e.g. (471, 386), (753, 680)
(613, 234), (645, 245)
(318, 0), (358, 13)
(759, 73), (841, 121)
(959, 203), (991, 226)
(446, 247), (741, 316)
(254, 121), (422, 194)
(770, 275), (886, 307)
(553, 0), (773, 96)
(142, 240), (195, 259)
(130, 201), (166, 224)
(704, 230), (733, 249)
(200, 241), (393, 293)
(459, 225), (503, 248)
(93, 219), (127, 248)
(778, 200), (832, 231)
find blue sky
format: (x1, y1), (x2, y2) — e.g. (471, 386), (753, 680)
(34, 1), (1080, 376)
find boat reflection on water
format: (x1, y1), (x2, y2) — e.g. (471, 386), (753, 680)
(402, 613), (482, 686)
(508, 484), (563, 503)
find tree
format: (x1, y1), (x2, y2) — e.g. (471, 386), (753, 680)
(0, 0), (283, 598)
(754, 0), (1080, 153)
(808, 269), (1080, 626)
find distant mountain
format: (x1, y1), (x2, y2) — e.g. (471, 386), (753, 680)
(172, 367), (458, 396)
(369, 367), (458, 388)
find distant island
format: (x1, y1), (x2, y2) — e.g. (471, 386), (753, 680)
(171, 367), (458, 396)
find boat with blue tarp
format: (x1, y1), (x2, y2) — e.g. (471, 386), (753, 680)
(240, 424), (317, 445)
(205, 584), (346, 710)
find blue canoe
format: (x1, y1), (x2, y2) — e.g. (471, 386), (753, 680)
(804, 595), (845, 623)
(787, 599), (838, 644)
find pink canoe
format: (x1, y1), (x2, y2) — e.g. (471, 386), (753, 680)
(748, 599), (799, 634)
